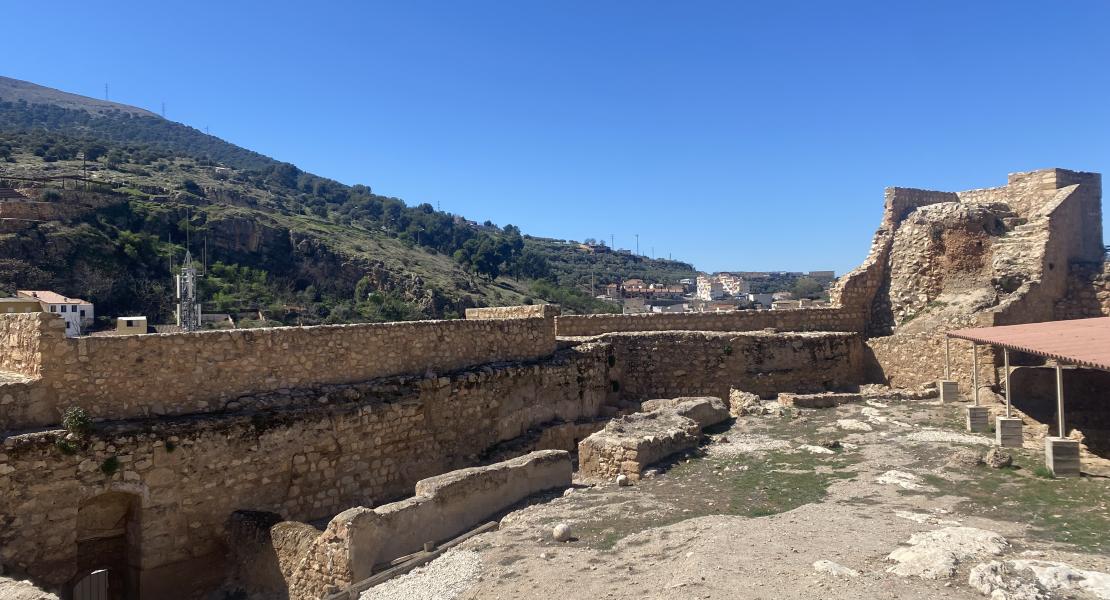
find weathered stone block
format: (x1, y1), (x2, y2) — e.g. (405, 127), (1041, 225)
(994, 417), (1022, 448)
(966, 406), (990, 433)
(1044, 437), (1080, 477)
(938, 380), (960, 403)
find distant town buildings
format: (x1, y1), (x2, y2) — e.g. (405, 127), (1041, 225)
(16, 290), (94, 336)
(696, 275), (725, 301)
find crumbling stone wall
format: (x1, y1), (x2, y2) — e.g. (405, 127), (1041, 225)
(271, 451), (572, 599)
(555, 307), (865, 337)
(0, 312), (52, 377)
(0, 343), (608, 598)
(0, 313), (557, 430)
(600, 330), (864, 400)
(1056, 262), (1110, 319)
(834, 168), (1103, 389)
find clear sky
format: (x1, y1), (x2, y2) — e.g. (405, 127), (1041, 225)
(6, 1), (1109, 274)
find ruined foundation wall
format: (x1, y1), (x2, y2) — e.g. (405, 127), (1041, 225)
(0, 313), (556, 430)
(0, 343), (608, 598)
(555, 307), (865, 337)
(600, 331), (864, 400)
(278, 451), (572, 599)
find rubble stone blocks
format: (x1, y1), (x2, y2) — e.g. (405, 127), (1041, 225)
(578, 399), (723, 481)
(778, 392), (862, 409)
(938, 380), (960, 403)
(995, 417), (1023, 448)
(1044, 437), (1081, 477)
(639, 396), (730, 428)
(966, 406), (990, 433)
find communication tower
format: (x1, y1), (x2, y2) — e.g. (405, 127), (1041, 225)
(175, 250), (202, 331)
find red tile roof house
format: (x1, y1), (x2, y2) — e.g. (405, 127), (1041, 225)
(17, 290), (94, 337)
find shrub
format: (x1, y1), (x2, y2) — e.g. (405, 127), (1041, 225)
(100, 456), (120, 476)
(61, 406), (92, 436)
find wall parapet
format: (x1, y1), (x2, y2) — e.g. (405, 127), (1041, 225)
(554, 307), (864, 337)
(0, 313), (557, 430)
(465, 304), (560, 320)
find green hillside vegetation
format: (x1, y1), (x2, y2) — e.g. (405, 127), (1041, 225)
(0, 93), (693, 327)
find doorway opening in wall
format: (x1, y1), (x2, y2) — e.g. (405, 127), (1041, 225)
(72, 569), (109, 600)
(70, 491), (141, 600)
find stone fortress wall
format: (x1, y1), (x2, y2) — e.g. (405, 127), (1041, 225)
(0, 341), (610, 598)
(0, 166), (1103, 600)
(0, 312), (555, 430)
(555, 306), (865, 337)
(831, 168), (1104, 390)
(0, 300), (863, 598)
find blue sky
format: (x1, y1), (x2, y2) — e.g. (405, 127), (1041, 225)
(6, 1), (1109, 274)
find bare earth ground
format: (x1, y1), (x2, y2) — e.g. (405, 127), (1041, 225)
(366, 396), (1110, 600)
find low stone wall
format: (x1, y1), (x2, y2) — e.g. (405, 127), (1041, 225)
(777, 392), (862, 409)
(554, 307), (866, 337)
(465, 304), (560, 320)
(0, 312), (557, 430)
(0, 344), (607, 598)
(275, 450), (571, 599)
(601, 330), (865, 401)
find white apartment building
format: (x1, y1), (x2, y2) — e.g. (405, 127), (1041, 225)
(18, 290), (94, 337)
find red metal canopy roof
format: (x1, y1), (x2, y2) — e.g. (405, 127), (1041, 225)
(947, 317), (1110, 372)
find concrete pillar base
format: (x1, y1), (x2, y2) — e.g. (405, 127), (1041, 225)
(1044, 437), (1081, 477)
(938, 380), (959, 403)
(966, 406), (990, 433)
(995, 417), (1022, 448)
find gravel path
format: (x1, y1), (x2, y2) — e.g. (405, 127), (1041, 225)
(362, 549), (482, 600)
(905, 429), (992, 446)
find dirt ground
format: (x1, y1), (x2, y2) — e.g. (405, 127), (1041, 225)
(366, 394), (1110, 600)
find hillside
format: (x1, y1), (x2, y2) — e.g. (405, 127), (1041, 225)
(0, 76), (157, 117)
(0, 77), (695, 327)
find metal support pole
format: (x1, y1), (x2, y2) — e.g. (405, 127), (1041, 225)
(1055, 362), (1065, 437)
(972, 342), (979, 406)
(1003, 348), (1011, 418)
(944, 337), (951, 380)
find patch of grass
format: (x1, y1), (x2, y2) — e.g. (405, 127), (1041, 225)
(923, 450), (1109, 553)
(1031, 465), (1054, 479)
(722, 451), (856, 517)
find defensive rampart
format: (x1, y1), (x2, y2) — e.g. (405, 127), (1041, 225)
(0, 312), (556, 430)
(0, 343), (608, 598)
(603, 330), (864, 400)
(555, 307), (865, 337)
